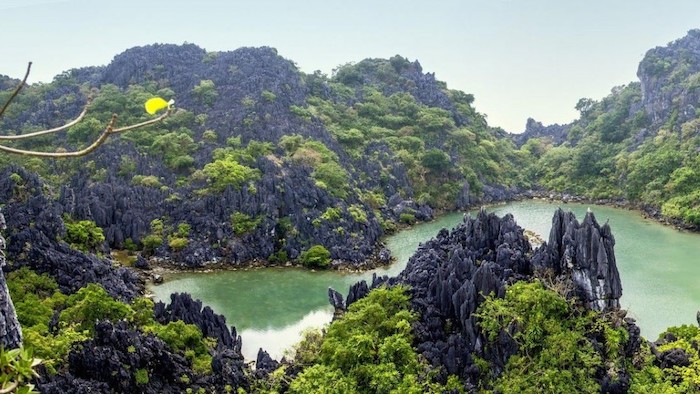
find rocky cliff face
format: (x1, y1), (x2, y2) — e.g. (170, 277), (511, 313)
(1, 166), (140, 300)
(333, 209), (634, 391)
(637, 29), (700, 126)
(2, 42), (528, 270)
(0, 208), (22, 349)
(9, 44), (439, 269)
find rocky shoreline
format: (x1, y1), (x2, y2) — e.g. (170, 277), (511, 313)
(139, 187), (699, 288)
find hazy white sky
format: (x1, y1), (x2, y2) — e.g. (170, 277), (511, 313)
(2, 0), (699, 132)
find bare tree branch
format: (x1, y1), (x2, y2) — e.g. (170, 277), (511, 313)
(0, 108), (174, 158)
(0, 62), (31, 119)
(0, 63), (175, 158)
(0, 95), (92, 141)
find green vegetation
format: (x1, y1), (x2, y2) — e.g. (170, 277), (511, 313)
(141, 218), (165, 253)
(298, 245), (331, 268)
(280, 135), (350, 198)
(527, 66), (700, 227)
(168, 222), (191, 251)
(285, 286), (462, 394)
(62, 216), (105, 253)
(0, 347), (41, 394)
(202, 156), (260, 192)
(630, 325), (700, 392)
(6, 267), (218, 378)
(143, 320), (214, 374)
(192, 80), (218, 106)
(476, 281), (628, 393)
(301, 61), (531, 207)
(230, 212), (262, 236)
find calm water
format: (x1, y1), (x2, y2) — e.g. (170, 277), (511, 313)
(150, 200), (700, 359)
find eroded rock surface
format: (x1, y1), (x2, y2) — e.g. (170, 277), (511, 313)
(532, 208), (623, 311)
(0, 207), (21, 349)
(1, 167), (140, 300)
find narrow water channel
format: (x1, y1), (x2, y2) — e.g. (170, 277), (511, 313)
(150, 200), (700, 360)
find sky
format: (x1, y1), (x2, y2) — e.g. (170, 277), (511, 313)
(2, 0), (700, 132)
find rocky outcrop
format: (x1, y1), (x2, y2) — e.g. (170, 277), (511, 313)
(39, 291), (251, 393)
(637, 29), (700, 127)
(154, 293), (242, 352)
(39, 320), (194, 394)
(0, 208), (22, 349)
(333, 209), (633, 390)
(1, 167), (140, 300)
(532, 208), (622, 311)
(37, 320), (249, 394)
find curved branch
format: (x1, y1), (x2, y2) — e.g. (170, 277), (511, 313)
(0, 380), (18, 394)
(0, 62), (31, 119)
(0, 108), (174, 158)
(0, 95), (93, 141)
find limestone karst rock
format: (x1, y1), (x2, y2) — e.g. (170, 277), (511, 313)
(0, 208), (22, 349)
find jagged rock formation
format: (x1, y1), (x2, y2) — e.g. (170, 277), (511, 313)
(38, 294), (250, 393)
(38, 320), (197, 394)
(0, 208), (22, 349)
(37, 320), (249, 394)
(154, 293), (242, 351)
(1, 166), (140, 300)
(532, 208), (623, 311)
(334, 209), (636, 391)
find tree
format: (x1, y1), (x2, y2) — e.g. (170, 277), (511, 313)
(421, 148), (451, 172)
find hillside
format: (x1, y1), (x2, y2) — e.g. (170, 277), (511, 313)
(520, 29), (700, 228)
(0, 45), (530, 270)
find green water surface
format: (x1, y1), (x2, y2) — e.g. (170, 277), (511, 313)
(150, 200), (700, 359)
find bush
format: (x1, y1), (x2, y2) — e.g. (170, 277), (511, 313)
(63, 217), (105, 252)
(475, 281), (622, 393)
(230, 212), (261, 236)
(143, 320), (213, 375)
(135, 368), (149, 385)
(399, 213), (416, 225)
(298, 245), (331, 268)
(168, 237), (188, 251)
(131, 175), (162, 188)
(348, 205), (367, 224)
(202, 156), (260, 192)
(59, 284), (134, 334)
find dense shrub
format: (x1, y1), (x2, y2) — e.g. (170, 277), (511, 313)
(63, 217), (105, 252)
(298, 245), (331, 268)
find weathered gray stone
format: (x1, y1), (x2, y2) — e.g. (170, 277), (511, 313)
(0, 208), (22, 349)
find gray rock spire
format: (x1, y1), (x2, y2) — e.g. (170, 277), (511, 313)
(0, 208), (22, 348)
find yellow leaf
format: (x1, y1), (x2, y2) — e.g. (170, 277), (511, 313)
(144, 97), (169, 115)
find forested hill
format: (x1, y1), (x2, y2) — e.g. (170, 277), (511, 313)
(0, 44), (530, 269)
(519, 29), (700, 228)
